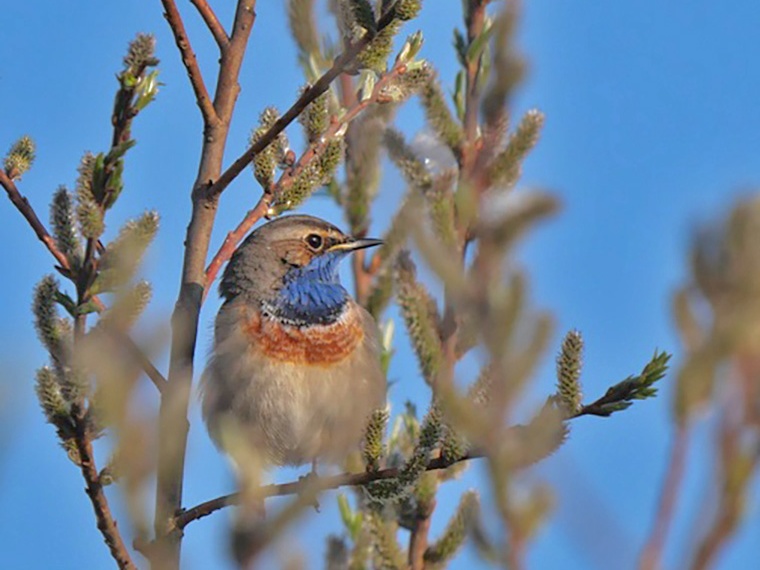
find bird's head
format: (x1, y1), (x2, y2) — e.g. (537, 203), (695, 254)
(220, 215), (381, 324)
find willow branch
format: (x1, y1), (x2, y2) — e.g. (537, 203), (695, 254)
(75, 410), (137, 569)
(105, 327), (168, 394)
(689, 417), (741, 570)
(190, 0), (229, 50)
(175, 453), (479, 530)
(161, 0), (218, 125)
(409, 498), (436, 570)
(154, 2), (257, 567)
(175, 370), (663, 532)
(0, 170), (71, 270)
(202, 194), (270, 301)
(206, 8), (399, 200)
(638, 425), (690, 570)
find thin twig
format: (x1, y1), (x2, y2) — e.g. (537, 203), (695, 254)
(409, 498), (436, 570)
(175, 453), (478, 530)
(106, 327), (169, 394)
(154, 2), (257, 568)
(75, 411), (137, 569)
(690, 413), (740, 570)
(0, 169), (71, 270)
(190, 0), (229, 50)
(202, 195), (271, 301)
(206, 8), (399, 200)
(689, 360), (760, 570)
(161, 0), (218, 125)
(638, 424), (690, 570)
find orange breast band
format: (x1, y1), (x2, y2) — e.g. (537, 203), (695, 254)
(243, 305), (364, 366)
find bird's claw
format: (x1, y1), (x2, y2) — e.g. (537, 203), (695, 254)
(297, 470), (321, 512)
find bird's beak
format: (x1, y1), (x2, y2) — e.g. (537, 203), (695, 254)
(328, 237), (383, 253)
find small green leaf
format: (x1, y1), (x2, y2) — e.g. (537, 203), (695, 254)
(453, 29), (467, 67)
(465, 18), (493, 63)
(453, 70), (466, 123)
(54, 291), (78, 316)
(580, 351), (672, 417)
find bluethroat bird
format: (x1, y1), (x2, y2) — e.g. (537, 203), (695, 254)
(202, 215), (387, 471)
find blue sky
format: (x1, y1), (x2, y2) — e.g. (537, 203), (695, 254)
(2, 1), (760, 569)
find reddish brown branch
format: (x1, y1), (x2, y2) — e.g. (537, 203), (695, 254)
(462, 0), (487, 167)
(689, 360), (760, 570)
(172, 379), (657, 533)
(202, 195), (271, 301)
(154, 2), (257, 568)
(690, 414), (741, 570)
(175, 453), (478, 530)
(0, 169), (71, 270)
(161, 0), (218, 125)
(409, 498), (436, 570)
(105, 327), (168, 394)
(190, 0), (229, 50)
(75, 421), (137, 570)
(206, 8), (398, 200)
(638, 424), (691, 570)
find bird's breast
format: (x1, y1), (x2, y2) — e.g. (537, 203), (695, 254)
(241, 303), (365, 366)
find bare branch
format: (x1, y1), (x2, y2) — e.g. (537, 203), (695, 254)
(409, 498), (436, 570)
(154, 2), (258, 567)
(75, 419), (137, 569)
(190, 0), (229, 50)
(638, 425), (690, 570)
(0, 169), (71, 271)
(104, 327), (168, 394)
(202, 195), (270, 301)
(160, 0), (218, 125)
(175, 453), (479, 530)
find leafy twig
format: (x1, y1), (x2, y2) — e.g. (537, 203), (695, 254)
(0, 166), (167, 392)
(573, 351), (671, 418)
(174, 453), (478, 530)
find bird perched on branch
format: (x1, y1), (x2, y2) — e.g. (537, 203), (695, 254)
(202, 215), (386, 473)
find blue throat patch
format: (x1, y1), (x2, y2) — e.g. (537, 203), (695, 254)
(268, 251), (349, 326)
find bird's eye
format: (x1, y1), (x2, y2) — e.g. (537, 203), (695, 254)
(305, 233), (323, 250)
